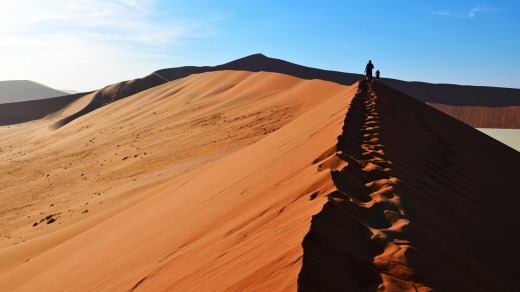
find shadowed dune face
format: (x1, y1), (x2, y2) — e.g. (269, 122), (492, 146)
(370, 83), (520, 291)
(299, 81), (520, 291)
(0, 92), (90, 126)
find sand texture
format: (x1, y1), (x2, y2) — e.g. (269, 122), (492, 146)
(1, 70), (520, 291)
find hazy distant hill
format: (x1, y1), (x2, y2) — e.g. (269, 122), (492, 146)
(0, 80), (69, 104)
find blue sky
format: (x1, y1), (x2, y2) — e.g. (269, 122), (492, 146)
(0, 0), (518, 92)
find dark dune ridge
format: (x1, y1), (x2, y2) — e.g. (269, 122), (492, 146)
(1, 54), (518, 128)
(298, 81), (520, 291)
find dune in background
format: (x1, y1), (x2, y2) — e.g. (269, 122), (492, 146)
(3, 54), (518, 130)
(1, 68), (520, 291)
(383, 80), (520, 129)
(0, 92), (92, 126)
(0, 80), (70, 104)
(427, 103), (520, 129)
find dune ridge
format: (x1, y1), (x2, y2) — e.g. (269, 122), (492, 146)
(299, 81), (423, 290)
(299, 81), (520, 291)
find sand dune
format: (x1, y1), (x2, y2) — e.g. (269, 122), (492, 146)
(299, 81), (520, 291)
(427, 103), (520, 128)
(0, 71), (349, 288)
(1, 70), (519, 291)
(4, 54), (514, 129)
(0, 80), (69, 104)
(0, 92), (90, 126)
(47, 54), (362, 128)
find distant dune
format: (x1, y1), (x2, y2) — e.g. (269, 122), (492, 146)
(1, 54), (518, 129)
(1, 69), (519, 291)
(0, 92), (92, 126)
(381, 79), (520, 128)
(0, 80), (70, 104)
(426, 103), (520, 128)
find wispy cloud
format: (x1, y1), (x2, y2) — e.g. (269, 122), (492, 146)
(433, 5), (500, 19)
(468, 5), (493, 19)
(0, 0), (221, 91)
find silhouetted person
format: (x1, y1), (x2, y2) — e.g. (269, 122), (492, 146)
(375, 70), (380, 81)
(365, 60), (374, 83)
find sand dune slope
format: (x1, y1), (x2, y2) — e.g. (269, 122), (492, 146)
(299, 81), (520, 291)
(0, 70), (346, 248)
(2, 71), (519, 291)
(50, 54), (360, 128)
(0, 73), (354, 291)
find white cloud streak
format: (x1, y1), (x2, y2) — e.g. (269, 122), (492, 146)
(433, 5), (500, 19)
(0, 0), (218, 91)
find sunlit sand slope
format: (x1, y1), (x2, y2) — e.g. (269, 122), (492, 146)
(0, 72), (353, 291)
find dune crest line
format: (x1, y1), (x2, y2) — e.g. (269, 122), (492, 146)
(298, 81), (431, 291)
(299, 80), (520, 291)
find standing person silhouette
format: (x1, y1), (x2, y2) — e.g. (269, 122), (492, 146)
(376, 69), (380, 81)
(365, 60), (374, 83)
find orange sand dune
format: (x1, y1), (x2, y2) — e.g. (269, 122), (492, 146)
(3, 54), (519, 130)
(427, 103), (520, 128)
(0, 70), (350, 289)
(1, 71), (520, 291)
